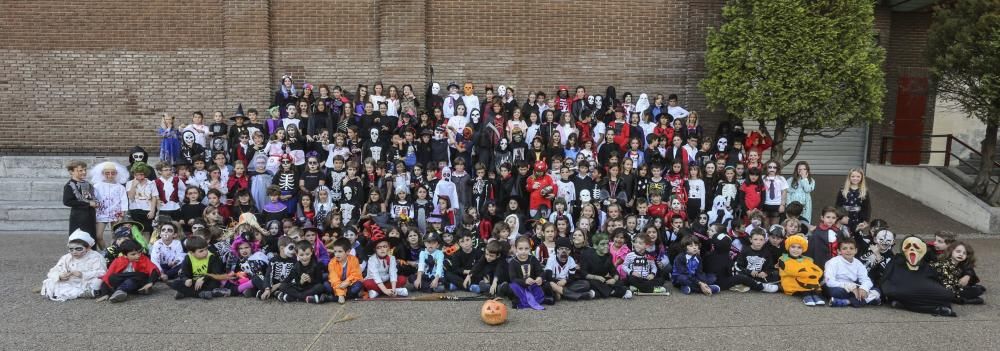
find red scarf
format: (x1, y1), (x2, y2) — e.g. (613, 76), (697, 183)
(155, 177), (180, 204)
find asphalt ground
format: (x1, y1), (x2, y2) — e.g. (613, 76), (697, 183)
(0, 177), (993, 350)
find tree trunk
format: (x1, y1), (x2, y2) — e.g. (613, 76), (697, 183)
(769, 118), (786, 164)
(972, 121), (998, 195)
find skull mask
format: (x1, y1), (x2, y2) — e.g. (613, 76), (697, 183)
(717, 137), (729, 152)
(471, 109), (481, 124)
(875, 229), (895, 253)
(587, 95), (595, 105)
(212, 138), (225, 151)
(370, 128), (380, 143)
(497, 85), (507, 98)
(579, 189), (592, 203)
(595, 95), (603, 109)
(131, 152), (144, 163)
(431, 82), (441, 95)
(343, 186), (354, 201)
(499, 138), (509, 151)
(182, 131), (196, 146)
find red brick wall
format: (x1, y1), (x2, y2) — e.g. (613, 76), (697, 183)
(0, 0), (930, 156)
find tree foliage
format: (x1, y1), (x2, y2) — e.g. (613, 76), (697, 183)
(700, 0), (886, 164)
(928, 0), (1000, 201)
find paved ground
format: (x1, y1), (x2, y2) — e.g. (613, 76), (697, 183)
(0, 176), (991, 350)
(1, 232), (997, 350)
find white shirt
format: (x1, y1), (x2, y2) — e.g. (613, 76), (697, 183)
(126, 179), (157, 211)
(183, 124), (209, 148)
(823, 255), (873, 292)
(149, 239), (185, 269)
(667, 105), (689, 122)
(592, 121), (606, 145)
(763, 176), (789, 205)
(157, 176), (185, 211)
(461, 95), (480, 119)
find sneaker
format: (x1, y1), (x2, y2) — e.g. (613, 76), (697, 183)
(256, 290), (266, 300)
(542, 296), (555, 305)
(306, 295), (322, 304)
(812, 295), (825, 305)
(433, 285), (446, 293)
(394, 288), (409, 297)
(322, 294), (334, 303)
(109, 290), (128, 303)
(337, 295), (346, 304)
(469, 284), (482, 294)
(761, 283), (780, 293)
(448, 283), (458, 291)
(803, 295), (816, 306)
(933, 306), (958, 317)
(84, 289), (97, 299)
(629, 286), (639, 293)
(588, 290), (596, 299)
(622, 290), (634, 299)
(653, 286), (667, 294)
(830, 298), (850, 307)
(175, 291), (186, 300)
(276, 292), (289, 302)
(368, 290), (379, 299)
(729, 284), (750, 293)
(708, 285), (721, 294)
(212, 288), (231, 298)
(680, 286), (692, 295)
(242, 289), (255, 298)
(198, 291), (214, 300)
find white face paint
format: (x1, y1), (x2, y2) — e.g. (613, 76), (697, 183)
(580, 189), (592, 203)
(431, 83), (441, 95)
(497, 85), (507, 97)
(182, 131), (195, 145)
(587, 95), (594, 105)
(670, 198), (682, 211)
(287, 106), (297, 116)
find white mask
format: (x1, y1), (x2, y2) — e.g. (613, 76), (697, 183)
(499, 138), (508, 150)
(343, 186), (354, 201)
(875, 230), (895, 252)
(431, 83), (441, 95)
(580, 190), (592, 203)
(131, 152), (144, 163)
(182, 131), (195, 145)
(587, 95), (594, 105)
(471, 109), (481, 123)
(717, 137), (728, 151)
(497, 85), (507, 97)
(595, 95), (603, 109)
(370, 128), (379, 142)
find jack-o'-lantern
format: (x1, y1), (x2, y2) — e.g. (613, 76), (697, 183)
(780, 256), (823, 294)
(901, 236), (927, 271)
(481, 298), (508, 325)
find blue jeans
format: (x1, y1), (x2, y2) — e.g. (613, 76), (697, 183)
(828, 286), (879, 307)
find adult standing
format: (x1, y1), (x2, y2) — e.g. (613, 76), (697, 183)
(786, 161), (815, 224)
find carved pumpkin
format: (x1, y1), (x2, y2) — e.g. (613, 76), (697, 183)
(779, 256), (823, 294)
(480, 298), (508, 325)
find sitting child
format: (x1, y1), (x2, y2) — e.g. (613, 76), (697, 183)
(446, 234), (483, 292)
(544, 237), (594, 301)
(276, 240), (330, 303)
(364, 236), (409, 299)
(254, 236), (297, 300)
(41, 229), (107, 301)
(623, 235), (666, 294)
(508, 236), (546, 310)
(468, 240), (507, 296)
(778, 234), (824, 306)
(412, 232), (447, 293)
(933, 241), (986, 305)
(149, 222), (185, 281)
(823, 238), (881, 307)
(671, 236), (720, 296)
(171, 236), (233, 300)
(731, 229), (780, 293)
(328, 238), (364, 304)
(99, 239), (159, 303)
(577, 232), (632, 299)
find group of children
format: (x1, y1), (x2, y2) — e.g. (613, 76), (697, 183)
(49, 80), (984, 316)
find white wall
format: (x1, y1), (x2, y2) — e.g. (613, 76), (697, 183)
(867, 164), (999, 233)
(929, 96), (986, 166)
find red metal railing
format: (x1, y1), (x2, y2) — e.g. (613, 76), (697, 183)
(880, 134), (1000, 183)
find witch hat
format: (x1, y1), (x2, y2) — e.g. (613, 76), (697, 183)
(230, 103), (247, 121)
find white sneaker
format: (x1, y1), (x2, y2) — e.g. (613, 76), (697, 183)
(762, 283), (780, 293)
(623, 290), (634, 299)
(588, 290), (596, 299)
(368, 290), (379, 299)
(395, 288), (409, 297)
(813, 296), (826, 306)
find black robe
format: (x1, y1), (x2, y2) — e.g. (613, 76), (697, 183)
(63, 179), (96, 238)
(881, 256), (953, 315)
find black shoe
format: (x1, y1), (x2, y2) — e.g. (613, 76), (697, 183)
(175, 291), (186, 300)
(961, 297), (985, 305)
(321, 294), (334, 303)
(306, 295), (321, 304)
(542, 296), (555, 305)
(256, 290), (267, 300)
(933, 306), (957, 317)
(198, 291), (214, 300)
(242, 289), (255, 298)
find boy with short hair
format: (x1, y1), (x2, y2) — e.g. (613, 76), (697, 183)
(363, 237), (409, 299)
(171, 236), (233, 300)
(823, 238), (881, 307)
(413, 232), (447, 293)
(63, 160), (97, 237)
(446, 234), (484, 292)
(622, 235), (667, 294)
(99, 239), (159, 303)
(544, 237), (595, 301)
(468, 240), (507, 296)
(328, 238), (363, 304)
(277, 240), (330, 303)
(671, 236), (720, 295)
(732, 229), (780, 293)
(154, 162), (186, 221)
(928, 230), (958, 261)
(807, 206), (842, 269)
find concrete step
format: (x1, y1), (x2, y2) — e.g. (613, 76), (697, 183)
(0, 178), (65, 201)
(0, 156), (161, 179)
(0, 201), (69, 232)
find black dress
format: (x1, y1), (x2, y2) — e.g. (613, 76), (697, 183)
(63, 179), (96, 237)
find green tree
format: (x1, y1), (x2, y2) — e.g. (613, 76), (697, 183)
(700, 0), (885, 166)
(928, 0), (1000, 204)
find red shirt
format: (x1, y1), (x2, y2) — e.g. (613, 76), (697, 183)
(526, 174), (557, 210)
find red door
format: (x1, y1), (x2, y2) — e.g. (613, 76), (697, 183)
(891, 76), (928, 165)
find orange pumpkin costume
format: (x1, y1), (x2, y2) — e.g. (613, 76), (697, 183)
(777, 235), (823, 295)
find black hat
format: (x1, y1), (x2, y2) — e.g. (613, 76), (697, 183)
(555, 237), (573, 251)
(447, 82), (460, 90)
(230, 103), (247, 121)
(423, 232), (440, 243)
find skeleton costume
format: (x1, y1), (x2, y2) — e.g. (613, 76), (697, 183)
(128, 146), (156, 179)
(179, 130), (206, 165)
(271, 156), (299, 215)
(338, 184), (359, 225)
(362, 128), (387, 164)
(857, 229), (894, 289)
(493, 138), (513, 173)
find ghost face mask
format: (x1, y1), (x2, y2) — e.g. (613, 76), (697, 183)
(463, 83), (474, 96)
(471, 109), (481, 124)
(717, 137), (729, 152)
(875, 230), (895, 253)
(441, 167), (452, 182)
(901, 236), (927, 270)
(595, 95), (603, 109)
(497, 85), (507, 98)
(182, 131), (196, 146)
(499, 138), (509, 151)
(431, 82), (441, 95)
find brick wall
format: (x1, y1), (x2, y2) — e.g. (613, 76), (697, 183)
(0, 0), (931, 156)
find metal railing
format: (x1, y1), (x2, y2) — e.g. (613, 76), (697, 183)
(880, 134), (1000, 184)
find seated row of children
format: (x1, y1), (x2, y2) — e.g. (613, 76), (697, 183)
(42, 206), (985, 316)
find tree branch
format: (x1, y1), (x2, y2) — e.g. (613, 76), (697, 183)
(782, 127), (808, 166)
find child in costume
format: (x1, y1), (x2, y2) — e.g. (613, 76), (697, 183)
(158, 113), (182, 165)
(778, 234), (825, 306)
(544, 237), (595, 301)
(276, 240), (330, 304)
(412, 232), (447, 293)
(364, 234), (410, 299)
(807, 206), (843, 269)
(231, 236), (270, 298)
(671, 236), (720, 296)
(823, 238), (881, 307)
(508, 236), (546, 310)
(170, 236), (233, 300)
(41, 230), (106, 301)
(154, 162), (186, 221)
(932, 241), (986, 305)
(99, 239), (159, 303)
(254, 236), (297, 300)
(731, 229), (780, 293)
(623, 235), (667, 294)
(446, 234), (484, 293)
(882, 236), (956, 316)
(149, 222), (185, 281)
(63, 160), (97, 238)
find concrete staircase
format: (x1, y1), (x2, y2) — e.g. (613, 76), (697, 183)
(0, 156), (148, 233)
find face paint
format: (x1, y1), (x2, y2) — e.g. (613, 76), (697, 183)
(580, 189), (592, 203)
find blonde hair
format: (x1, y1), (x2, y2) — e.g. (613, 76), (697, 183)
(841, 168), (868, 199)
